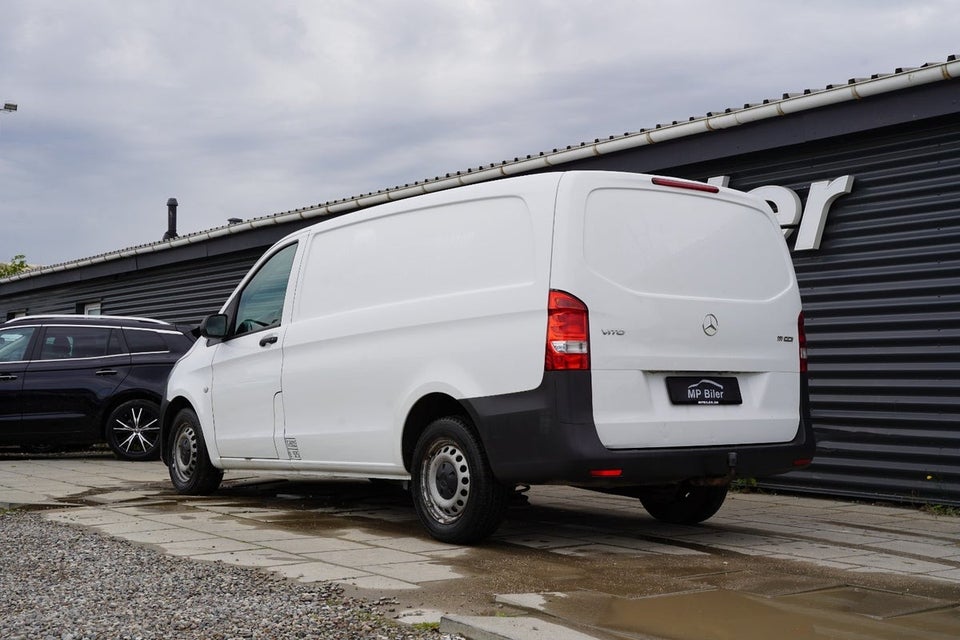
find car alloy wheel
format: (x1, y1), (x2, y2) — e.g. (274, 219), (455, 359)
(107, 399), (161, 461)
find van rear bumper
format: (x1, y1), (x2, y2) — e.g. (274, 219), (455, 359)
(462, 371), (815, 486)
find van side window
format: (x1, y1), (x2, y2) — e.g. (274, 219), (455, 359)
(233, 243), (298, 336)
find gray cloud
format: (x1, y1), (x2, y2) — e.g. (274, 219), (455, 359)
(1, 0), (958, 265)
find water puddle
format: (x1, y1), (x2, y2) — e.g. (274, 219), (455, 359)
(780, 586), (952, 620)
(887, 606), (960, 636)
(498, 588), (960, 640)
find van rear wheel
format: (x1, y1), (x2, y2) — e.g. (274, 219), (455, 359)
(168, 408), (223, 495)
(639, 484), (729, 524)
(411, 416), (510, 544)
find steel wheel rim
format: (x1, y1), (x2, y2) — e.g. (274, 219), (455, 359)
(112, 403), (160, 454)
(419, 438), (471, 525)
(172, 424), (199, 484)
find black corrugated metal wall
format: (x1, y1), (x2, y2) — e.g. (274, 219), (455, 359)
(687, 117), (960, 505)
(2, 248), (263, 325)
(103, 249), (264, 323)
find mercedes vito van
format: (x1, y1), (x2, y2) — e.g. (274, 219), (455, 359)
(161, 171), (814, 543)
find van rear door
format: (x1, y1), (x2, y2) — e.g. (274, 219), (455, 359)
(550, 172), (802, 450)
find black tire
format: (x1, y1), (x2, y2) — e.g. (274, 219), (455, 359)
(639, 484), (729, 525)
(410, 416), (511, 544)
(167, 408), (223, 495)
(106, 399), (162, 461)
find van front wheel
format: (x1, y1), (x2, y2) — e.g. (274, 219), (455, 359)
(411, 416), (510, 544)
(639, 484), (728, 524)
(168, 409), (223, 495)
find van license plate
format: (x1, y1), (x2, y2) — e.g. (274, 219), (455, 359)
(666, 376), (742, 405)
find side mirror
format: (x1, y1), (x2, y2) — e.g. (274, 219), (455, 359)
(199, 314), (229, 339)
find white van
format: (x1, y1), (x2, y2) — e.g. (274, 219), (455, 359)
(161, 171), (814, 543)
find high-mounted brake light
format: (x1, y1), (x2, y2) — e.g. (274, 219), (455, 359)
(545, 290), (589, 371)
(798, 312), (808, 373)
(651, 177), (720, 193)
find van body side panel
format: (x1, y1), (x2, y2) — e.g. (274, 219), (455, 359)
(464, 372), (814, 485)
(280, 186), (558, 468)
(549, 173), (803, 450)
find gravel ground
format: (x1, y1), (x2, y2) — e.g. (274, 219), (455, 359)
(0, 509), (461, 640)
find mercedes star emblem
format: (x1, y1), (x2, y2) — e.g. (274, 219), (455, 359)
(702, 314), (719, 336)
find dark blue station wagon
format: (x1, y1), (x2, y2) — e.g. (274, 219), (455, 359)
(0, 315), (194, 460)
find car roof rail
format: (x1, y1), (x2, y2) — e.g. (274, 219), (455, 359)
(4, 314), (172, 325)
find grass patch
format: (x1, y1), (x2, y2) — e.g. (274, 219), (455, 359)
(730, 478), (761, 493)
(921, 503), (960, 518)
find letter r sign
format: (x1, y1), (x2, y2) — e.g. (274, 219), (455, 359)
(792, 176), (855, 250)
(708, 175), (854, 251)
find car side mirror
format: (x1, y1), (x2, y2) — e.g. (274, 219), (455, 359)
(199, 314), (229, 339)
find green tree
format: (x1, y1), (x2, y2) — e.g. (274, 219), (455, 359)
(0, 254), (29, 277)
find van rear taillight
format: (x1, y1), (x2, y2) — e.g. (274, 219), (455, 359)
(651, 177), (720, 193)
(545, 290), (590, 371)
(798, 312), (808, 373)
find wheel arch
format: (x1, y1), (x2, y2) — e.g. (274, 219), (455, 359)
(160, 395), (196, 464)
(402, 392), (477, 472)
(99, 389), (162, 440)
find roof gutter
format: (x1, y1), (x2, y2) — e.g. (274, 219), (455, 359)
(4, 57), (958, 285)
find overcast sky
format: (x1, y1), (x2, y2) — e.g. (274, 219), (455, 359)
(1, 1), (958, 266)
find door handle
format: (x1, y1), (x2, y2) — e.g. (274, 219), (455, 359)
(0, 374), (17, 381)
(259, 335), (279, 347)
(95, 369), (119, 376)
